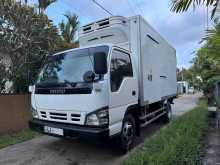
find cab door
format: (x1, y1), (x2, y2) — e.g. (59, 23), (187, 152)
(108, 48), (138, 135)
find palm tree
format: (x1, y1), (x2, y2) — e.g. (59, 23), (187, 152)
(171, 0), (219, 18)
(59, 12), (79, 43)
(38, 0), (57, 13)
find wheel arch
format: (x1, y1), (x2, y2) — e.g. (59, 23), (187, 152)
(124, 104), (140, 136)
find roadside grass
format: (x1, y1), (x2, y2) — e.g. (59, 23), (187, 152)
(123, 100), (208, 165)
(0, 129), (40, 149)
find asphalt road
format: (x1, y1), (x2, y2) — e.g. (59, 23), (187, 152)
(0, 93), (201, 165)
(172, 92), (201, 117)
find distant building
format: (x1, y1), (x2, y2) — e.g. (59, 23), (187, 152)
(177, 81), (189, 94)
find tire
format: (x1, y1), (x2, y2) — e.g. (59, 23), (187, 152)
(119, 114), (136, 153)
(162, 102), (172, 123)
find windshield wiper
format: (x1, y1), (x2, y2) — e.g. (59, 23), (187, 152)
(36, 82), (63, 88)
(36, 81), (78, 88)
(63, 80), (77, 88)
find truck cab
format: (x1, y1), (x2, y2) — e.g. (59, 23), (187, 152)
(29, 43), (139, 151)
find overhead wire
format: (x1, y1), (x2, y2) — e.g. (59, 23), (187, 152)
(64, 0), (90, 20)
(90, 0), (113, 16)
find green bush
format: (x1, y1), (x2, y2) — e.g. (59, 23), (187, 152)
(0, 129), (40, 149)
(123, 100), (208, 165)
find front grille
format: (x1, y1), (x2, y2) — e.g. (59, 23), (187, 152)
(39, 110), (83, 124)
(40, 111), (46, 118)
(71, 114), (81, 121)
(50, 112), (67, 120)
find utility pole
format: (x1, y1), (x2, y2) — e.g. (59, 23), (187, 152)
(181, 67), (184, 81)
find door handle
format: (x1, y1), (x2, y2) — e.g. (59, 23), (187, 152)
(132, 90), (136, 96)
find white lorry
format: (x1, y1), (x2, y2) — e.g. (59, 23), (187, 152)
(29, 15), (177, 152)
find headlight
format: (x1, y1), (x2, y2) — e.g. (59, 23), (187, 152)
(85, 107), (109, 127)
(31, 106), (39, 119)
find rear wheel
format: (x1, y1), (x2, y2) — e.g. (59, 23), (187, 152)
(162, 102), (172, 123)
(119, 114), (136, 153)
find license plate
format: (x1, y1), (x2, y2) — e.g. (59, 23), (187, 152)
(44, 126), (64, 136)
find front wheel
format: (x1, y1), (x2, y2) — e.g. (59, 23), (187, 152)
(119, 114), (136, 153)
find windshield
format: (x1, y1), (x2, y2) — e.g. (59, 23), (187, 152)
(36, 46), (109, 87)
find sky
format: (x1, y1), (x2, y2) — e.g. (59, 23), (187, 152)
(30, 0), (213, 68)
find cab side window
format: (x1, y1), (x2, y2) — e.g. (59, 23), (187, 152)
(110, 49), (133, 92)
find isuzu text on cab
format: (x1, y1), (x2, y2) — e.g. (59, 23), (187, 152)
(29, 15), (177, 152)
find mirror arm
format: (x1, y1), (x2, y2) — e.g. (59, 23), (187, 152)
(93, 74), (102, 83)
(98, 74), (102, 80)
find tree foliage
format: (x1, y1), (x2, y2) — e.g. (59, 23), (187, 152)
(0, 56), (8, 92)
(0, 0), (60, 93)
(38, 0), (57, 13)
(170, 0), (220, 96)
(171, 0), (219, 18)
(59, 12), (79, 44)
(176, 67), (204, 91)
(177, 68), (192, 81)
(191, 24), (220, 95)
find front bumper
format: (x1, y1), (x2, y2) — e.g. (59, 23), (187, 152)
(29, 119), (109, 140)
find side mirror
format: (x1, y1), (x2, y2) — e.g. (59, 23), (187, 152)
(94, 52), (107, 75)
(83, 71), (95, 83)
(28, 85), (34, 93)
